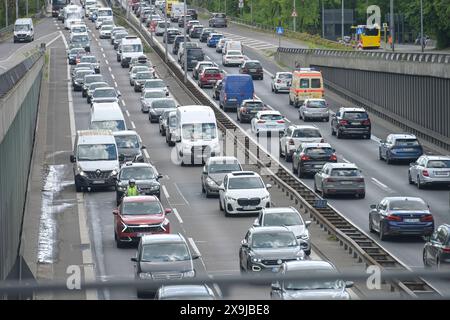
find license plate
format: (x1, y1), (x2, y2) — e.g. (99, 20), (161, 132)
(92, 180), (105, 184)
(404, 219), (419, 223)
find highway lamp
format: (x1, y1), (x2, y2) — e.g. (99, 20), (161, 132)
(420, 0), (424, 52)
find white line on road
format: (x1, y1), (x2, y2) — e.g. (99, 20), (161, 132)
(172, 208), (183, 224)
(143, 149), (150, 159)
(162, 185), (170, 199)
(130, 120), (136, 129)
(188, 237), (201, 257)
(111, 74), (115, 80)
(105, 60), (109, 65)
(174, 183), (189, 205)
(125, 110), (130, 116)
(121, 99), (126, 107)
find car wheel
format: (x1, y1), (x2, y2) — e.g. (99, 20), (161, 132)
(379, 222), (388, 241)
(423, 249), (430, 268)
(408, 172), (414, 184)
(417, 175), (423, 189)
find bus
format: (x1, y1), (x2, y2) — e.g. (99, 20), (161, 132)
(52, 0), (68, 17)
(165, 0), (180, 18)
(351, 24), (381, 50)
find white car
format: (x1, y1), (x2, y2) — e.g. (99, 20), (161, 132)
(280, 125), (324, 162)
(271, 72), (292, 93)
(99, 24), (114, 38)
(219, 171), (271, 216)
(222, 50), (245, 67)
(251, 110), (286, 137)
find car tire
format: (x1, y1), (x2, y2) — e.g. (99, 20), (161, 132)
(408, 172), (414, 184)
(379, 222), (388, 241)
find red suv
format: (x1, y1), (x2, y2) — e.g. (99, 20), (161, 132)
(198, 67), (224, 88)
(113, 196), (171, 248)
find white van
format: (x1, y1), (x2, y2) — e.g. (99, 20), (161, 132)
(223, 40), (242, 55)
(95, 7), (113, 29)
(13, 18), (34, 43)
(174, 105), (221, 165)
(118, 36), (144, 68)
(90, 102), (127, 132)
(70, 130), (120, 191)
(64, 5), (83, 29)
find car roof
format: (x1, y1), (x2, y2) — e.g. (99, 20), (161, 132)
(250, 226), (291, 234)
(340, 107), (366, 112)
(284, 260), (335, 272)
(141, 233), (185, 245)
(122, 195), (159, 203)
(388, 133), (417, 140)
(323, 162), (359, 169)
(301, 142), (332, 148)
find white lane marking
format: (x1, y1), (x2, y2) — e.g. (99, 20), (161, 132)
(162, 185), (170, 199)
(105, 60), (109, 65)
(121, 99), (126, 107)
(62, 32), (97, 299)
(108, 66), (112, 72)
(125, 110), (130, 116)
(188, 237), (201, 257)
(172, 208), (183, 224)
(111, 74), (115, 80)
(114, 81), (118, 87)
(143, 149), (150, 159)
(102, 53), (106, 58)
(174, 183), (189, 205)
(342, 158), (351, 163)
(130, 120), (136, 129)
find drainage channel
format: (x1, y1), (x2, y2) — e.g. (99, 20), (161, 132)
(114, 8), (441, 299)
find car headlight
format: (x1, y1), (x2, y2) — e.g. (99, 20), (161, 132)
(182, 270), (195, 278)
(139, 272), (152, 280)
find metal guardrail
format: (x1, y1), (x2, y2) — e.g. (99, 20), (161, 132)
(278, 47), (450, 64)
(0, 50), (44, 97)
(115, 8), (442, 299)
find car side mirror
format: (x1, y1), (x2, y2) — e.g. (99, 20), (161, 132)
(370, 204), (377, 209)
(271, 282), (281, 290)
(112, 209), (119, 215)
(305, 221), (311, 227)
(70, 154), (76, 163)
(119, 154), (125, 162)
(266, 184), (272, 189)
(345, 281), (354, 288)
(130, 257), (137, 262)
(164, 208), (172, 214)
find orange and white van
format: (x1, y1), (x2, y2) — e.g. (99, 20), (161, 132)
(289, 68), (324, 107)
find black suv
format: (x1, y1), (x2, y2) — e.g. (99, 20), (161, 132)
(172, 35), (191, 54)
(330, 107), (371, 139)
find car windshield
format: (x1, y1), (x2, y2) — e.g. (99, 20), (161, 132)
(251, 232), (297, 249)
(152, 99), (176, 109)
(136, 72), (153, 79)
(228, 177), (264, 189)
(260, 114), (283, 121)
(15, 24), (30, 31)
(330, 168), (360, 176)
(278, 73), (292, 80)
(284, 271), (344, 290)
(141, 243), (190, 262)
(93, 89), (116, 97)
(293, 129), (321, 138)
(114, 135), (140, 149)
(388, 199), (428, 211)
(77, 144), (117, 161)
(144, 91), (166, 99)
(307, 100), (326, 108)
(182, 123), (217, 140)
(427, 160), (450, 168)
(145, 81), (165, 88)
(343, 111), (368, 120)
(91, 120), (125, 131)
(305, 147), (333, 155)
(122, 201), (162, 215)
(120, 167), (156, 180)
(122, 44), (143, 52)
(208, 162), (241, 173)
(395, 139), (420, 146)
(263, 212), (303, 227)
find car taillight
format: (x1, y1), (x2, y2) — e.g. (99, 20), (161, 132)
(276, 120), (285, 124)
(387, 215), (402, 221)
(362, 119), (371, 125)
(257, 120), (265, 123)
(422, 170), (429, 177)
(300, 155), (310, 161)
(288, 139), (295, 145)
(330, 154), (337, 161)
(339, 120), (348, 125)
(420, 214), (434, 222)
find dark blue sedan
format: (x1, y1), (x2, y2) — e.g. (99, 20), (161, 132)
(207, 33), (224, 48)
(369, 197), (434, 241)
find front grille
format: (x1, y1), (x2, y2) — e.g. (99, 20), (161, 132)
(261, 258), (296, 266)
(85, 170), (112, 179)
(237, 198), (260, 206)
(152, 272), (183, 280)
(125, 224), (164, 233)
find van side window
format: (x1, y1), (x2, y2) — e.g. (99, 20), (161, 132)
(300, 78), (309, 88)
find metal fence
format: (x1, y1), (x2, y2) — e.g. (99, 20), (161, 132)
(0, 51), (44, 281)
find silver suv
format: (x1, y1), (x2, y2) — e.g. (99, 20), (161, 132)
(408, 155), (450, 188)
(131, 233), (200, 298)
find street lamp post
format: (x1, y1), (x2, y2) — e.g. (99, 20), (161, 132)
(420, 0), (424, 52)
